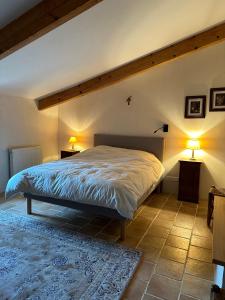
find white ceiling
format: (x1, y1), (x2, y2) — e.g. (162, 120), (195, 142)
(0, 0), (225, 100)
(0, 0), (41, 28)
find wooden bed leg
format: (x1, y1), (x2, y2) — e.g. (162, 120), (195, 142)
(156, 181), (163, 194)
(120, 220), (126, 241)
(27, 197), (32, 215)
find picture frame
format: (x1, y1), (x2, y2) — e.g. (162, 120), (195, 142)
(209, 87), (225, 111)
(184, 96), (206, 118)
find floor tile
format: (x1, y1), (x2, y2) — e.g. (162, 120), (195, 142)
(134, 260), (155, 281)
(157, 210), (177, 221)
(139, 235), (166, 250)
(196, 208), (208, 217)
(138, 246), (161, 263)
(141, 206), (160, 216)
(193, 219), (212, 238)
(142, 294), (163, 300)
(161, 245), (187, 264)
(147, 225), (170, 238)
(185, 258), (214, 281)
(166, 235), (190, 250)
(174, 215), (194, 229)
(179, 206), (197, 215)
(170, 226), (192, 239)
(181, 201), (197, 207)
(190, 235), (212, 249)
(126, 223), (148, 238)
(174, 221), (194, 230)
(152, 218), (174, 229)
(132, 215), (152, 229)
(188, 246), (212, 263)
(146, 274), (181, 300)
(179, 295), (200, 300)
(182, 274), (212, 300)
(124, 277), (148, 300)
(156, 257), (184, 280)
(139, 209), (157, 220)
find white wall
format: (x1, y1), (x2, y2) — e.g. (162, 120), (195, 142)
(58, 42), (225, 199)
(0, 94), (59, 192)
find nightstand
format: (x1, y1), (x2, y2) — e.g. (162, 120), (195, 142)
(178, 159), (202, 203)
(61, 150), (80, 159)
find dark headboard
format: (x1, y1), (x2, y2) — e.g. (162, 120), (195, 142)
(94, 134), (164, 161)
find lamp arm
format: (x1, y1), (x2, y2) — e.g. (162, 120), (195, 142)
(153, 124), (169, 134)
(153, 126), (163, 134)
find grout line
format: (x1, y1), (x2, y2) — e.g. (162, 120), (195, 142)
(179, 201), (215, 298)
(178, 200), (199, 299)
(141, 196), (208, 299)
(136, 193), (170, 249)
(140, 193), (183, 299)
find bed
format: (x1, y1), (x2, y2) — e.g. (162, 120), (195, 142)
(5, 134), (165, 240)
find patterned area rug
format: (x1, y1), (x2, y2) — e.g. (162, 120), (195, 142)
(0, 211), (141, 300)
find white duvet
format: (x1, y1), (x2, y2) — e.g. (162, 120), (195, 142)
(5, 146), (164, 219)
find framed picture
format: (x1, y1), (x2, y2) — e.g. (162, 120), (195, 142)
(210, 87), (225, 111)
(185, 96), (206, 118)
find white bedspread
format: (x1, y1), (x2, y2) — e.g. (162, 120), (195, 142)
(5, 146), (165, 219)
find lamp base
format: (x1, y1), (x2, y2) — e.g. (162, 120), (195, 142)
(190, 149), (195, 160)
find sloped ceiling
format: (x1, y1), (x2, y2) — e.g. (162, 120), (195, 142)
(0, 0), (225, 99)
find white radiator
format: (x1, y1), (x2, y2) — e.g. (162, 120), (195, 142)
(9, 146), (42, 177)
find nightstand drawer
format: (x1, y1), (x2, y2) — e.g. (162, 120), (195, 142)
(61, 150), (80, 159)
(178, 160), (202, 203)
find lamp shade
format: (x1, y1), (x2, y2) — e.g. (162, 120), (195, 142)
(187, 139), (200, 150)
(69, 136), (77, 144)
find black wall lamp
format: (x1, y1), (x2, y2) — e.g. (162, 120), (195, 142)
(153, 124), (169, 134)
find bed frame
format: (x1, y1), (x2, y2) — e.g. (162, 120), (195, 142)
(24, 134), (164, 241)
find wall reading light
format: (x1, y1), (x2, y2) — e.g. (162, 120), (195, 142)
(153, 124), (169, 134)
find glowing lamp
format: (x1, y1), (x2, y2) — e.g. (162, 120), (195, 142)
(187, 139), (200, 160)
(69, 136), (77, 151)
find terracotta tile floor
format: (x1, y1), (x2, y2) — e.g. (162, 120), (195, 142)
(0, 193), (217, 300)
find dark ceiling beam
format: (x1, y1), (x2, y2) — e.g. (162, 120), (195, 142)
(0, 0), (103, 60)
(38, 21), (225, 110)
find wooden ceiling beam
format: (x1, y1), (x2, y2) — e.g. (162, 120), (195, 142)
(0, 0), (103, 60)
(38, 21), (225, 110)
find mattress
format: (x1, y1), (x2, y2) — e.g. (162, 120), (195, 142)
(5, 145), (165, 219)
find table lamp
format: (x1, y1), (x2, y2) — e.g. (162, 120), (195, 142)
(69, 136), (77, 151)
(187, 139), (200, 160)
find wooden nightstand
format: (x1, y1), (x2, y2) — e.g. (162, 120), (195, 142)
(61, 150), (80, 159)
(178, 159), (202, 203)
